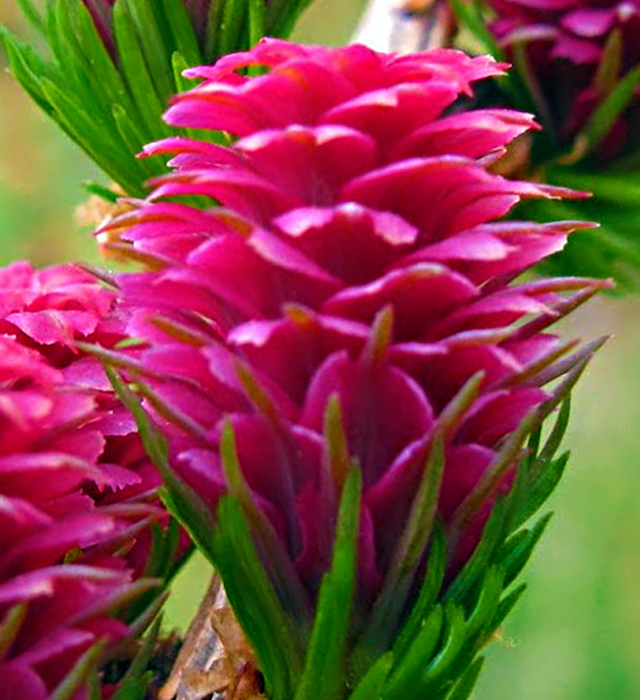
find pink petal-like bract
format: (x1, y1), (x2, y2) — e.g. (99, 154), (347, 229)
(112, 39), (607, 612)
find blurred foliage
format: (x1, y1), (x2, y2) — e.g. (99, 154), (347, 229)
(0, 47), (100, 265)
(1, 0), (639, 698)
(0, 0), (366, 266)
(476, 298), (640, 700)
(1, 0), (326, 197)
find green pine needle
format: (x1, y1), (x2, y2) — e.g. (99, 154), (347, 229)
(219, 0), (250, 57)
(347, 653), (393, 700)
(123, 0), (175, 100)
(352, 438), (445, 675)
(392, 524), (446, 660)
(212, 496), (305, 700)
(579, 63), (640, 154)
(517, 454), (568, 527)
(499, 513), (553, 588)
(294, 467), (362, 700)
(0, 28), (56, 115)
(110, 615), (163, 698)
(489, 584), (527, 633)
(445, 499), (507, 607)
(82, 181), (122, 203)
(113, 2), (170, 138)
(0, 603), (28, 658)
(161, 0), (203, 67)
(444, 657), (485, 700)
(381, 606), (444, 700)
(418, 602), (467, 696)
(104, 366), (218, 562)
(463, 566), (505, 643)
(248, 0), (267, 50)
(49, 640), (108, 700)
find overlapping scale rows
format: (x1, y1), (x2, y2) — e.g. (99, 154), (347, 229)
(0, 262), (168, 699)
(106, 39), (608, 606)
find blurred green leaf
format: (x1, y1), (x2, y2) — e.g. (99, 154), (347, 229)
(268, 0), (316, 38)
(0, 28), (55, 114)
(127, 0), (175, 99)
(219, 0), (249, 57)
(112, 1), (169, 139)
(579, 63), (640, 154)
(14, 0), (46, 34)
(248, 0), (266, 49)
(448, 0), (505, 60)
(158, 0), (203, 67)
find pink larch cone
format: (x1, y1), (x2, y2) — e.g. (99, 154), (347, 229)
(486, 0), (640, 154)
(0, 262), (180, 698)
(102, 38), (608, 616)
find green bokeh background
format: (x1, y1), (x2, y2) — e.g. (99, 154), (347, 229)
(1, 2), (639, 697)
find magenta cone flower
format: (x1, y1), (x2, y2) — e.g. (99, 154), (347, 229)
(0, 262), (163, 529)
(0, 334), (137, 698)
(107, 38), (606, 625)
(0, 262), (176, 698)
(486, 0), (640, 153)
